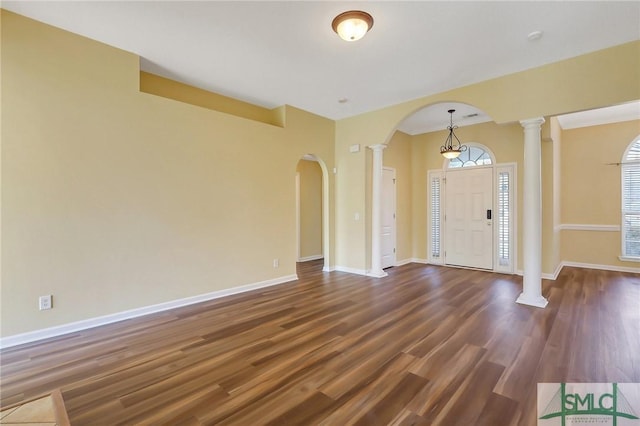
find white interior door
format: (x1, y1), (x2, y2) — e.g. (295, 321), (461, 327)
(444, 167), (493, 269)
(381, 167), (396, 268)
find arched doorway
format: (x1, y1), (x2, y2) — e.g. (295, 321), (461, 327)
(296, 154), (330, 271)
(386, 103), (515, 274)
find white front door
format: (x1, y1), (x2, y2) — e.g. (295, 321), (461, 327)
(444, 167), (493, 269)
(381, 167), (396, 268)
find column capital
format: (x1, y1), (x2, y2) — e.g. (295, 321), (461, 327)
(519, 117), (545, 129)
(368, 144), (387, 152)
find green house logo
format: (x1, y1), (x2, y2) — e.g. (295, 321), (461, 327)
(539, 383), (640, 425)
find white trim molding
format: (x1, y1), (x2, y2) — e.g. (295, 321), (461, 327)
(619, 256), (640, 263)
(519, 261), (640, 282)
(557, 224), (621, 232)
(368, 144), (388, 278)
(517, 262), (564, 281)
(562, 261), (640, 274)
(333, 265), (368, 276)
(550, 262), (564, 280)
(297, 255), (324, 262)
(0, 274), (298, 349)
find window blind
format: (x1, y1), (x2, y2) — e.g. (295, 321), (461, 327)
(431, 177), (441, 258)
(622, 149), (640, 256)
(498, 171), (510, 266)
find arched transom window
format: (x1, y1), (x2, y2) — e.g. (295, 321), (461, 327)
(447, 144), (493, 168)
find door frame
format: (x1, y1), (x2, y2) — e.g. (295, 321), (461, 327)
(428, 162), (517, 274)
(382, 167), (397, 268)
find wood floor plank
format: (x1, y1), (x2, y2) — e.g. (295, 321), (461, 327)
(317, 352), (420, 425)
(352, 373), (429, 426)
(407, 343), (487, 420)
(432, 360), (505, 425)
(1, 261), (638, 425)
(475, 392), (520, 426)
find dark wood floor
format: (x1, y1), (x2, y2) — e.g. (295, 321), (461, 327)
(1, 261), (639, 425)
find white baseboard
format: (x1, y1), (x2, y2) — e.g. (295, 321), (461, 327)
(297, 255), (323, 262)
(516, 260), (640, 282)
(552, 262), (565, 280)
(561, 261), (640, 274)
(0, 274), (298, 349)
(557, 224), (620, 232)
(516, 269), (560, 280)
(396, 258), (429, 266)
(333, 265), (368, 276)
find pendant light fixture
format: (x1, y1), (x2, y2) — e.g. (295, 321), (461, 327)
(440, 109), (468, 159)
(331, 10), (374, 42)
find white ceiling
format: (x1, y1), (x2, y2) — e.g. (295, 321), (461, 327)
(3, 1), (640, 134)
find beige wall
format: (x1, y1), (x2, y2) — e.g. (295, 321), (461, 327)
(384, 131), (413, 263)
(334, 124), (367, 272)
(297, 160), (322, 260)
(1, 11), (335, 337)
(560, 119), (640, 267)
(140, 71), (283, 127)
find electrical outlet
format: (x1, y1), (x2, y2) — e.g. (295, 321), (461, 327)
(39, 295), (52, 310)
(273, 258), (279, 268)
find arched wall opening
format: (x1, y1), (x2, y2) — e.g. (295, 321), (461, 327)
(295, 154), (331, 271)
(366, 101), (525, 274)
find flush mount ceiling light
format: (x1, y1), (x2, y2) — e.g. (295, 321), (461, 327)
(331, 10), (374, 41)
(440, 109), (468, 159)
(527, 30), (544, 41)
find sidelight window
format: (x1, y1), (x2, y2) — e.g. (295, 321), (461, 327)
(431, 177), (441, 258)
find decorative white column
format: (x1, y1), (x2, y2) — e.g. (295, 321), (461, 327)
(368, 144), (388, 278)
(517, 117), (548, 308)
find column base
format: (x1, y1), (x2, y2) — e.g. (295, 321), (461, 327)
(367, 270), (388, 278)
(516, 293), (548, 308)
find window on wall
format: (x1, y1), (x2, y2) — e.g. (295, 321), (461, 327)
(448, 145), (493, 168)
(622, 136), (640, 258)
